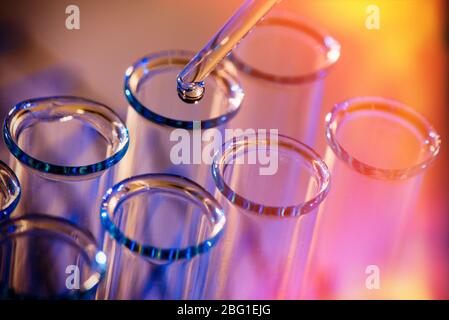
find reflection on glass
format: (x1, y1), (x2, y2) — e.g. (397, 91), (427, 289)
(3, 96), (129, 241)
(0, 160), (21, 220)
(206, 133), (330, 299)
(97, 174), (225, 300)
(0, 214), (106, 299)
(177, 0), (278, 102)
(307, 97), (441, 299)
(118, 50), (243, 194)
(228, 10), (340, 145)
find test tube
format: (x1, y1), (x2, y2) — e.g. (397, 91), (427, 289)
(0, 160), (21, 220)
(307, 97), (441, 299)
(206, 133), (330, 299)
(3, 96), (129, 241)
(96, 174), (225, 300)
(118, 50), (243, 192)
(0, 214), (106, 299)
(228, 10), (340, 145)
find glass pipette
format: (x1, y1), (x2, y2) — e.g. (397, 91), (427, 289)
(177, 0), (280, 103)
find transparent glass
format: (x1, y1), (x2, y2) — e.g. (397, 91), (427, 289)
(118, 50), (243, 194)
(96, 174), (225, 300)
(0, 214), (106, 299)
(3, 96), (129, 241)
(177, 0), (278, 102)
(0, 160), (21, 219)
(228, 10), (340, 145)
(307, 97), (441, 299)
(206, 133), (330, 299)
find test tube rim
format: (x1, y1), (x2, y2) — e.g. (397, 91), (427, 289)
(3, 96), (130, 180)
(325, 96), (441, 180)
(0, 160), (21, 219)
(212, 133), (331, 218)
(124, 50), (243, 130)
(229, 10), (341, 84)
(0, 214), (106, 299)
(100, 173), (226, 264)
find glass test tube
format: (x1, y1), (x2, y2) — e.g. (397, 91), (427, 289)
(96, 174), (225, 300)
(0, 214), (106, 299)
(0, 160), (21, 220)
(118, 50), (243, 193)
(228, 10), (341, 145)
(3, 96), (129, 241)
(205, 133), (330, 299)
(307, 97), (441, 299)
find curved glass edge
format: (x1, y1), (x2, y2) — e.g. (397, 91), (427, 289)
(3, 96), (130, 179)
(212, 134), (331, 217)
(229, 11), (341, 84)
(0, 214), (106, 299)
(0, 160), (21, 219)
(124, 50), (243, 130)
(325, 96), (442, 180)
(100, 173), (226, 263)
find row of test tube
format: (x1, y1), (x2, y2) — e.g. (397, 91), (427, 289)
(0, 10), (441, 300)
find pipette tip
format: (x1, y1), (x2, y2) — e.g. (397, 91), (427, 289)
(177, 77), (205, 103)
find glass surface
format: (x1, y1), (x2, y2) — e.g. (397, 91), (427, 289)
(177, 0), (278, 102)
(3, 96), (129, 242)
(0, 160), (20, 219)
(0, 214), (106, 299)
(207, 133), (330, 299)
(228, 10), (340, 146)
(118, 50), (243, 195)
(97, 174), (225, 300)
(306, 97), (441, 299)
